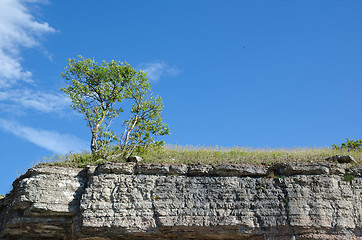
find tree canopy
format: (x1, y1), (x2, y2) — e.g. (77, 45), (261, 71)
(61, 56), (169, 158)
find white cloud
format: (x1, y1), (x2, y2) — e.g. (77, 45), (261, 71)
(0, 119), (88, 154)
(0, 89), (70, 113)
(0, 2), (85, 155)
(0, 1), (64, 115)
(0, 0), (55, 88)
(140, 61), (181, 82)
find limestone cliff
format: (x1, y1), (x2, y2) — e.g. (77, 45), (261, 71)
(0, 162), (361, 239)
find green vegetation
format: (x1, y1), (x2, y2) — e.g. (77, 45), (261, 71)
(0, 195), (4, 199)
(285, 206), (290, 214)
(332, 138), (362, 151)
(61, 56), (169, 159)
(343, 174), (356, 182)
(39, 145), (362, 168)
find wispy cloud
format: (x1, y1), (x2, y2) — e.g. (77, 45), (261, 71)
(0, 119), (88, 154)
(0, 0), (55, 88)
(140, 61), (181, 82)
(0, 0), (66, 115)
(0, 2), (87, 155)
(0, 89), (70, 113)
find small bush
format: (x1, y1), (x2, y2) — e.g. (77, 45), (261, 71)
(333, 138), (362, 151)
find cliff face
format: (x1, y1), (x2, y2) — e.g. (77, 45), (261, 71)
(0, 162), (361, 240)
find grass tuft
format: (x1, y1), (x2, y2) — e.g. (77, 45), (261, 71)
(343, 174), (356, 182)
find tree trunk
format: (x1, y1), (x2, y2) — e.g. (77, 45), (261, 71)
(91, 130), (98, 153)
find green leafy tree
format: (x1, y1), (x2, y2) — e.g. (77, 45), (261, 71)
(119, 75), (170, 156)
(332, 138), (362, 151)
(61, 56), (169, 157)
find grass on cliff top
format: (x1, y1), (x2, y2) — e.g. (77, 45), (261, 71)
(39, 145), (362, 168)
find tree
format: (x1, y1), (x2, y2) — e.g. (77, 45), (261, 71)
(61, 56), (169, 157)
(119, 75), (170, 156)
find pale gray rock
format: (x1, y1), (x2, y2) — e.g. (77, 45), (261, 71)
(0, 166), (87, 239)
(169, 164), (188, 175)
(0, 162), (361, 239)
(97, 162), (135, 174)
(136, 163), (170, 175)
(188, 164), (213, 176)
(211, 164), (267, 176)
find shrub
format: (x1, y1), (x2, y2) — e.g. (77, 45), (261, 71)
(332, 138), (362, 151)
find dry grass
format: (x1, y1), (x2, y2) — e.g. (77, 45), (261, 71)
(40, 145), (362, 168)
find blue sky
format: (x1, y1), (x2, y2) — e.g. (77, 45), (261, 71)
(0, 0), (361, 194)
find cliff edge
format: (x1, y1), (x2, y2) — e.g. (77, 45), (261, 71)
(0, 162), (361, 239)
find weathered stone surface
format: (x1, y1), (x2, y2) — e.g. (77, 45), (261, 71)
(127, 156), (143, 163)
(326, 155), (357, 164)
(211, 164), (267, 176)
(269, 162), (332, 176)
(0, 162), (361, 239)
(0, 166), (87, 240)
(97, 162), (135, 175)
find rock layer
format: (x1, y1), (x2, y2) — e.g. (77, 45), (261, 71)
(0, 162), (361, 239)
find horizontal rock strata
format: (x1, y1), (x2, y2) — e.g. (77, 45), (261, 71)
(0, 162), (361, 239)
